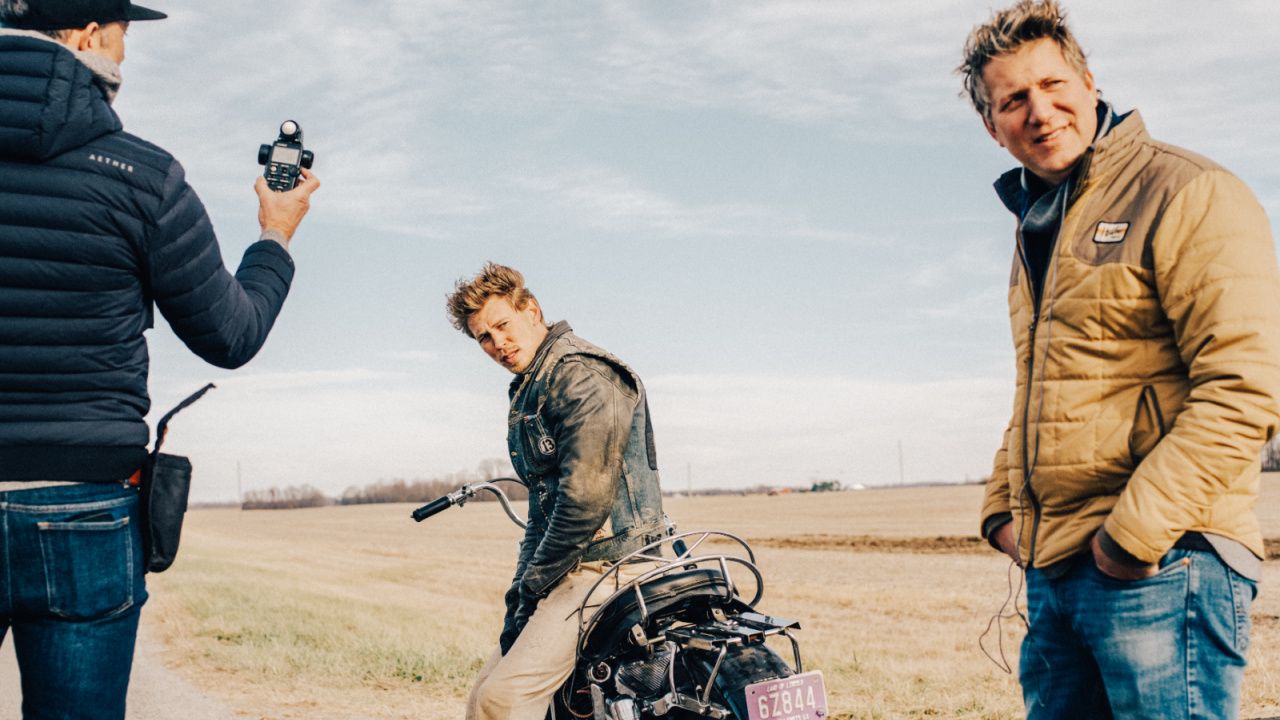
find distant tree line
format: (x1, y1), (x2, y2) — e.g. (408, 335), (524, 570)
(339, 475), (529, 505)
(242, 484), (330, 510)
(242, 458), (526, 510)
(664, 484), (770, 498)
(663, 483), (833, 498)
(241, 439), (1280, 511)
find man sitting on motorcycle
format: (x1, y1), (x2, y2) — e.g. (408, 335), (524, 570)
(447, 262), (668, 720)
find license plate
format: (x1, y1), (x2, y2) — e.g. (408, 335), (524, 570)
(744, 670), (828, 720)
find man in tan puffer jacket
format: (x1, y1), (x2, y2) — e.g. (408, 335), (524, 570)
(960, 2), (1280, 718)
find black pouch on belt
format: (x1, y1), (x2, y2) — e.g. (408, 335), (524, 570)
(140, 383), (215, 573)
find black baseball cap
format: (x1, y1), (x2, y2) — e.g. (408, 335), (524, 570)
(3, 0), (167, 31)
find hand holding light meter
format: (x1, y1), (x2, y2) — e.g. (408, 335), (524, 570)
(258, 120), (314, 192)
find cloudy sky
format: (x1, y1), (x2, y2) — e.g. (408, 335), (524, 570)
(115, 1), (1280, 502)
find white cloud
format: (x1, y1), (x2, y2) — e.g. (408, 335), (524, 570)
(918, 284), (1008, 323)
(382, 350), (440, 363)
(1063, 3), (1280, 169)
(153, 367), (1012, 503)
(229, 368), (397, 392)
(646, 373), (1011, 489)
(100, 1), (1279, 504)
(155, 378), (510, 504)
(114, 1), (1280, 234)
(510, 165), (872, 244)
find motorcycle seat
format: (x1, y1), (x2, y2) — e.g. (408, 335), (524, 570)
(581, 567), (750, 658)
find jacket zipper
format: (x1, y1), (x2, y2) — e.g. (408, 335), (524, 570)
(1014, 229), (1045, 568)
(1009, 150), (1098, 568)
(1015, 168), (1087, 568)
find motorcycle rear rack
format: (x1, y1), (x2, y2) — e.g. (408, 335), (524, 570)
(576, 529), (766, 657)
(668, 608), (804, 674)
(667, 610), (801, 650)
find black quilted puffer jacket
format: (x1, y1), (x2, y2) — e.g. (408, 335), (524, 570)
(0, 35), (295, 482)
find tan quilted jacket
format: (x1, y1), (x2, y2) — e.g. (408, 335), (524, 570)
(980, 111), (1280, 568)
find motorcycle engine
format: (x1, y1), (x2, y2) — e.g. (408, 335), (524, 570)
(615, 642), (675, 698)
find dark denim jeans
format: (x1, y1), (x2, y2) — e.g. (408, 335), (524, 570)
(0, 482), (148, 720)
(1021, 548), (1256, 720)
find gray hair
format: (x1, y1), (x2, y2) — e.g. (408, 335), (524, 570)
(958, 0), (1090, 121)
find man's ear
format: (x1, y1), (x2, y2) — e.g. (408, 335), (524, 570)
(527, 298), (544, 324)
(983, 115), (1004, 147)
(64, 22), (101, 53)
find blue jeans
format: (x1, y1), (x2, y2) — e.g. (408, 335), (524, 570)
(0, 482), (148, 720)
(1021, 548), (1256, 720)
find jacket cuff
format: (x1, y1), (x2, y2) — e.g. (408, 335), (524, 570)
(521, 558), (578, 598)
(243, 238), (296, 280)
(981, 512), (1012, 540)
(1097, 526), (1149, 568)
(981, 512), (1013, 550)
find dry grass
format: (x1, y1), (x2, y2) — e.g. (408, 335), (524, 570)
(146, 477), (1280, 719)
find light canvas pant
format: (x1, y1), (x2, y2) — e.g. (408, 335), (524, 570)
(466, 560), (649, 720)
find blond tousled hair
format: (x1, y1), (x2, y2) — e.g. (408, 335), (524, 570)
(446, 262), (540, 337)
(958, 0), (1090, 121)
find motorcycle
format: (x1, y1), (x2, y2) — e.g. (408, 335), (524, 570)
(412, 481), (829, 720)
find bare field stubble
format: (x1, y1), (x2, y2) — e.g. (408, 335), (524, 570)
(147, 477), (1280, 719)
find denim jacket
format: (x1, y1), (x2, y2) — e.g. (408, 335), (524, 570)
(506, 321), (666, 600)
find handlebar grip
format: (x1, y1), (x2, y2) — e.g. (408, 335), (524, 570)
(411, 496), (454, 522)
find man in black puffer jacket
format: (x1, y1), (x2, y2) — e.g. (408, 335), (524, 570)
(0, 1), (320, 717)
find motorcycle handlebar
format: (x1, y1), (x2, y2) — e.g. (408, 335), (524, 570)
(409, 480), (529, 529)
(411, 495), (454, 522)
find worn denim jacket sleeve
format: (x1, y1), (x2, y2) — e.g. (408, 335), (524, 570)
(520, 356), (638, 597)
(512, 491), (545, 584)
(502, 492), (546, 635)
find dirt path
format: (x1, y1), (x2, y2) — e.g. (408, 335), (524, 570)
(0, 613), (238, 720)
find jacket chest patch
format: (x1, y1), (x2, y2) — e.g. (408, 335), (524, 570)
(1093, 221), (1130, 244)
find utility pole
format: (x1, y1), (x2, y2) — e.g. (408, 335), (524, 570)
(236, 460), (243, 508)
(897, 440), (905, 486)
(686, 462), (693, 497)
